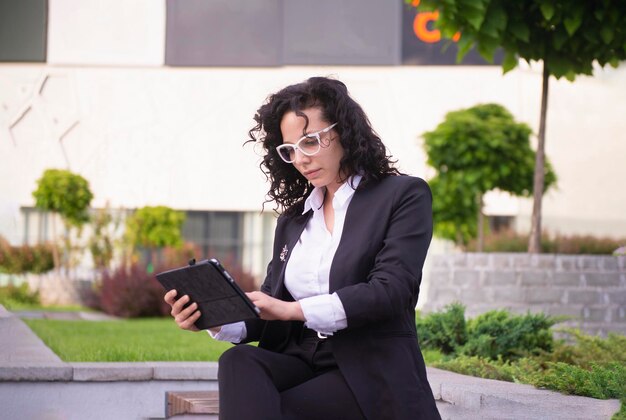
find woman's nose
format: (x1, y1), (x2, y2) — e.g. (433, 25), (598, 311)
(293, 149), (311, 165)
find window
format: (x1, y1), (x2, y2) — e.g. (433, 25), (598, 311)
(182, 211), (244, 263)
(488, 215), (514, 233)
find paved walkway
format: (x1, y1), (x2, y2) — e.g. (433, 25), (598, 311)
(13, 309), (118, 321)
(0, 304), (621, 419)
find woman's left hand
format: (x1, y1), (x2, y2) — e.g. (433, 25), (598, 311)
(246, 291), (305, 322)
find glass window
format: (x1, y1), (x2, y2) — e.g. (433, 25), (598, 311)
(182, 211), (243, 264)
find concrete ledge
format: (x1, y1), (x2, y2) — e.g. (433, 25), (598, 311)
(151, 362), (219, 380)
(71, 362), (154, 381)
(0, 361), (220, 382)
(427, 367), (620, 419)
(0, 364), (73, 381)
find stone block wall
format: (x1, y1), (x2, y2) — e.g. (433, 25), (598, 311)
(423, 253), (626, 336)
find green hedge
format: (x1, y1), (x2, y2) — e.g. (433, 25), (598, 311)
(417, 304), (626, 403)
(0, 241), (54, 274)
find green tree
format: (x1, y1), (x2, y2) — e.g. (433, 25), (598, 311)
(125, 206), (185, 270)
(32, 169), (94, 270)
(408, 0), (626, 252)
(423, 103), (556, 248)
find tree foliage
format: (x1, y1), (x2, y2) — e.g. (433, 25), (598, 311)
(408, 0), (626, 252)
(423, 103), (556, 245)
(32, 169), (93, 227)
(125, 206), (185, 250)
(410, 0), (626, 79)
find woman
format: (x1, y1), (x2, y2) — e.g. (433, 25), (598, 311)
(164, 77), (440, 419)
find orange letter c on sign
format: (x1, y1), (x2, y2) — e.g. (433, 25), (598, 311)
(413, 10), (461, 43)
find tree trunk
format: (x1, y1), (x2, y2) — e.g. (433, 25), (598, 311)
(51, 213), (60, 272)
(528, 63), (549, 253)
(477, 193), (484, 252)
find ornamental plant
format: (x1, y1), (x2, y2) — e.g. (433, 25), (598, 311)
(125, 206), (185, 268)
(423, 103), (556, 248)
(407, 0), (626, 253)
(32, 169), (94, 270)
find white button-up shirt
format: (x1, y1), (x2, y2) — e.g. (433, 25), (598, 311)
(210, 175), (361, 342)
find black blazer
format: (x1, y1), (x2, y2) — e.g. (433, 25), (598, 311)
(244, 175), (440, 420)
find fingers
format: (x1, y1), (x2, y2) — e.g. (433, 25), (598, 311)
(170, 294), (191, 316)
(164, 289), (177, 305)
(176, 301), (199, 323)
(178, 308), (201, 331)
(163, 290), (200, 331)
(172, 296), (200, 331)
(246, 291), (265, 303)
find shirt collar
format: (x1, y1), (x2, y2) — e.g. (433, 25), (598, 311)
(302, 174), (363, 214)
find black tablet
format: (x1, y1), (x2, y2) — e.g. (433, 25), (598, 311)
(156, 258), (260, 330)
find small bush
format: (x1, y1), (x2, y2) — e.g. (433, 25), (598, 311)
(416, 302), (467, 354)
(0, 242), (54, 274)
(467, 230), (552, 253)
(528, 362), (626, 400)
(548, 329), (626, 369)
(0, 283), (40, 309)
(432, 354), (521, 382)
(161, 242), (201, 268)
(462, 310), (555, 361)
(95, 263), (170, 318)
(466, 229), (625, 255)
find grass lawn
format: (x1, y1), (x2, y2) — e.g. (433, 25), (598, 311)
(4, 302), (93, 312)
(24, 318), (233, 362)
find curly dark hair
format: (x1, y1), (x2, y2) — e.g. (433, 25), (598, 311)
(247, 76), (401, 215)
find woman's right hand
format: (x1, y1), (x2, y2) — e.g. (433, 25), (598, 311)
(164, 289), (201, 332)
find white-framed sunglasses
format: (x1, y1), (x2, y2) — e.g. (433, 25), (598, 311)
(276, 123), (338, 163)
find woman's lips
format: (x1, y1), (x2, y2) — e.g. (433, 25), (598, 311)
(304, 169), (321, 178)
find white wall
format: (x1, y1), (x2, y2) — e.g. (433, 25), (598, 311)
(47, 0), (165, 66)
(1, 64), (626, 245)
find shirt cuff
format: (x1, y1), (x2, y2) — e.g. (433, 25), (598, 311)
(299, 292), (348, 335)
(206, 321), (247, 343)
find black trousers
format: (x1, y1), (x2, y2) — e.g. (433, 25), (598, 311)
(218, 326), (365, 420)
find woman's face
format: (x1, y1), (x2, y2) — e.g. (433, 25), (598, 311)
(280, 107), (345, 194)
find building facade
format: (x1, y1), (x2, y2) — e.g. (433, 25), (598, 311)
(1, 0), (625, 281)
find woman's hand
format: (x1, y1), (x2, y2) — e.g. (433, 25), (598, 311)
(163, 289), (202, 332)
(246, 291), (305, 322)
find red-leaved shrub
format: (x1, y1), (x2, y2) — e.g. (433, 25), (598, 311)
(97, 263), (170, 318)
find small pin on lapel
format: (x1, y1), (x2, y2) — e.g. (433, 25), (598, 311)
(280, 245), (288, 262)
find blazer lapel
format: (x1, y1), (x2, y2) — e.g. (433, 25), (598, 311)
(328, 181), (374, 292)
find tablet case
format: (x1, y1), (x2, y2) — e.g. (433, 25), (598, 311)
(156, 258), (260, 330)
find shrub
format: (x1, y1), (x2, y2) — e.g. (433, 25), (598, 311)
(467, 229), (553, 253)
(432, 354), (520, 382)
(95, 263), (170, 318)
(0, 283), (40, 309)
(125, 206), (185, 249)
(462, 310), (555, 361)
(417, 305), (556, 361)
(528, 362), (626, 400)
(32, 169), (93, 227)
(161, 242), (201, 268)
(0, 242), (54, 274)
(467, 229), (626, 255)
(546, 329), (626, 368)
(416, 302), (467, 354)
